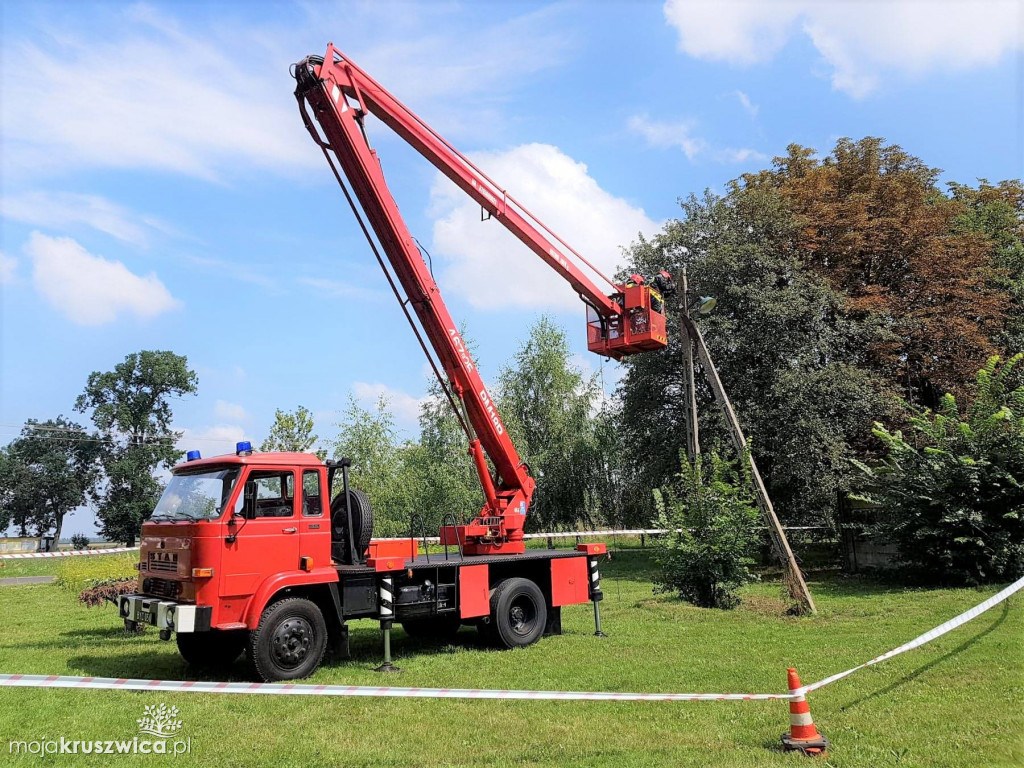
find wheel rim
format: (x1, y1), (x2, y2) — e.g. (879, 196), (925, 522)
(272, 617), (313, 668)
(508, 594), (539, 636)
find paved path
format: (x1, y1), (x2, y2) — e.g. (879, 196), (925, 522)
(0, 576), (55, 587)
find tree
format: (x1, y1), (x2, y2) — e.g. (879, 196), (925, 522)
(0, 418), (99, 545)
(620, 187), (886, 526)
(496, 316), (604, 531)
(743, 138), (1010, 407)
(949, 179), (1024, 355)
(404, 376), (482, 532)
(331, 395), (418, 537)
(75, 351), (198, 545)
(653, 450), (760, 609)
(260, 405), (326, 459)
(854, 354), (1024, 585)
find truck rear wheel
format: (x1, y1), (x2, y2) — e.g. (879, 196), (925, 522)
(486, 577), (547, 649)
(246, 597), (327, 682)
(176, 629), (246, 669)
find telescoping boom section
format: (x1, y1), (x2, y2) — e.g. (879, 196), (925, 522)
(293, 44), (671, 554)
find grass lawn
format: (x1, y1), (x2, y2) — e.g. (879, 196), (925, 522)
(0, 550), (1020, 767)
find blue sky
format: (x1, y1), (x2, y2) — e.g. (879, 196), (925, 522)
(1, 1), (1022, 536)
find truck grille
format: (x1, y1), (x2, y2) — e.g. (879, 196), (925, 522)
(142, 577), (181, 599)
(148, 551), (179, 573)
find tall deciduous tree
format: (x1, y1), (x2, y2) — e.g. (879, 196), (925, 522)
(75, 351), (198, 545)
(743, 138), (1010, 407)
(497, 316), (603, 531)
(0, 418), (99, 545)
(261, 405), (325, 459)
(331, 395), (418, 537)
(620, 187), (886, 525)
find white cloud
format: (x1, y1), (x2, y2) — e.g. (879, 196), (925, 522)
(663, 0), (1023, 97)
(1, 192), (172, 246)
(431, 143), (659, 310)
(214, 400), (248, 422)
(1, 9), (315, 182)
(25, 232), (180, 325)
(628, 115), (706, 159)
(1, 4), (572, 181)
(734, 90), (759, 117)
(628, 114), (766, 164)
(0, 251), (16, 284)
(352, 382), (428, 428)
(178, 424), (248, 457)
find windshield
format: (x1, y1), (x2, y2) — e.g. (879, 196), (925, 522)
(151, 467), (241, 522)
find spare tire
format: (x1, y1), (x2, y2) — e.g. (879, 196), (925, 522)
(331, 488), (374, 563)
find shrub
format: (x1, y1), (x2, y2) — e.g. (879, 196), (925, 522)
(79, 577), (138, 607)
(56, 552), (138, 596)
(653, 450), (760, 608)
(854, 354), (1024, 584)
(69, 533), (90, 550)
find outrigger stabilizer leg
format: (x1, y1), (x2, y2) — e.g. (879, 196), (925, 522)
(589, 556), (606, 637)
(375, 575), (400, 673)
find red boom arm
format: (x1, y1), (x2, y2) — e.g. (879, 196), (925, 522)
(293, 44), (668, 554)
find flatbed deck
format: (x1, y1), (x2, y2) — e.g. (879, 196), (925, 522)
(334, 547), (584, 575)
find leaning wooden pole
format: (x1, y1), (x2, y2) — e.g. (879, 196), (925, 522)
(679, 315), (817, 614)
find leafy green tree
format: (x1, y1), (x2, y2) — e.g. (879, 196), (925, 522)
(331, 395), (418, 536)
(854, 354), (1024, 585)
(405, 376), (481, 532)
(497, 316), (603, 531)
(950, 179), (1024, 355)
(653, 450), (760, 609)
(75, 351), (198, 546)
(620, 187), (886, 527)
(0, 445), (35, 536)
(261, 405), (326, 459)
(0, 418), (99, 545)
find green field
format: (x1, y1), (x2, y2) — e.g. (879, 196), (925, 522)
(0, 551), (1020, 767)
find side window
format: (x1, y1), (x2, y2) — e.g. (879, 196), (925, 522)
(302, 470), (322, 517)
(248, 471), (294, 518)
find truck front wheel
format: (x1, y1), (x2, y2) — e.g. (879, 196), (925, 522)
(176, 629), (246, 669)
(486, 577), (547, 649)
(246, 597), (327, 682)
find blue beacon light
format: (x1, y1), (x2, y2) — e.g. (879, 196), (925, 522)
(236, 441), (253, 456)
(186, 450), (201, 461)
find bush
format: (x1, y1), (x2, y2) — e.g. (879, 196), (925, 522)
(69, 533), (90, 550)
(56, 552), (138, 596)
(653, 450), (760, 608)
(854, 354), (1024, 584)
(79, 577), (138, 607)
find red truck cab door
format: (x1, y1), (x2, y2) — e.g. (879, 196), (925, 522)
(298, 467), (331, 569)
(219, 468), (301, 601)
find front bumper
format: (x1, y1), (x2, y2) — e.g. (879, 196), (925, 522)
(117, 594), (211, 634)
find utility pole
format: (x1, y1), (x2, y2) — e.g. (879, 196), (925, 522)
(680, 266), (701, 461)
(677, 283), (816, 615)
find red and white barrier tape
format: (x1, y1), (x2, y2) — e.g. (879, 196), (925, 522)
(0, 674), (791, 700)
(801, 574), (1024, 695)
(0, 547), (137, 560)
(0, 575), (1019, 701)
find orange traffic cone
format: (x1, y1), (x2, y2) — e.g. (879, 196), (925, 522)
(780, 667), (830, 756)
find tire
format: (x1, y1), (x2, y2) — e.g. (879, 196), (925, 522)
(176, 629), (246, 668)
(331, 488), (374, 563)
(245, 597), (327, 682)
(487, 577), (547, 649)
(401, 614), (462, 641)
